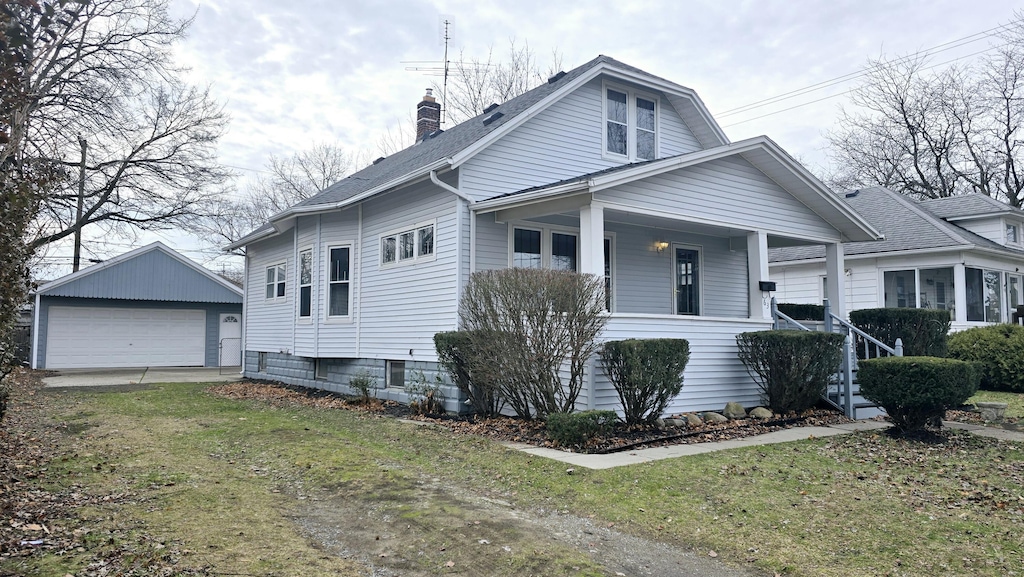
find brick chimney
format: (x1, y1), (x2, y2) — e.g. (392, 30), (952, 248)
(416, 88), (441, 142)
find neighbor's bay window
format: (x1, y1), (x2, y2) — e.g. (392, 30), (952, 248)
(328, 246), (351, 317)
(966, 267), (1002, 322)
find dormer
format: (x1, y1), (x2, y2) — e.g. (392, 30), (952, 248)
(920, 194), (1024, 248)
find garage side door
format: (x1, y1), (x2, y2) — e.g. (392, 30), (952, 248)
(46, 306), (206, 369)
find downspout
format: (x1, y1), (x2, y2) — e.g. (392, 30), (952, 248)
(241, 252), (249, 374)
(356, 204), (363, 358)
(314, 214), (321, 356)
(291, 225), (298, 354)
(430, 169), (475, 327)
(31, 293), (40, 369)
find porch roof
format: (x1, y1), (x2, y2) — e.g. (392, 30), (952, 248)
(472, 137), (882, 244)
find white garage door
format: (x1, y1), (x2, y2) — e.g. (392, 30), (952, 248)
(46, 306), (206, 369)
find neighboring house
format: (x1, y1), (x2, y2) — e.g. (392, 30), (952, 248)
(32, 242), (244, 369)
(770, 186), (1024, 330)
(228, 55), (881, 415)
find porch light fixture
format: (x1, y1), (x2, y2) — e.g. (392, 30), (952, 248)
(655, 241), (669, 252)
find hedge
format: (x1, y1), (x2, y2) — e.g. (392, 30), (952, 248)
(948, 324), (1024, 392)
(600, 339), (690, 425)
(857, 356), (979, 432)
(735, 330), (845, 413)
(849, 308), (951, 357)
(546, 410), (617, 447)
(775, 303), (825, 321)
(433, 331), (503, 416)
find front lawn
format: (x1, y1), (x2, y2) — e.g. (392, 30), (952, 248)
(2, 377), (1022, 576)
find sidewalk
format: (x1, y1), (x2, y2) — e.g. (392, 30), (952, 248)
(504, 419), (1024, 470)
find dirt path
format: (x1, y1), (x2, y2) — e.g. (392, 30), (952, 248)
(290, 476), (763, 577)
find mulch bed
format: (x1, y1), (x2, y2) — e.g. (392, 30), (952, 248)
(208, 380), (857, 453)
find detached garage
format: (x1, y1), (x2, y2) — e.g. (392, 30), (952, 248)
(32, 242), (243, 369)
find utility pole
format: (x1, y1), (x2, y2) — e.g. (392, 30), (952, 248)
(73, 136), (86, 272)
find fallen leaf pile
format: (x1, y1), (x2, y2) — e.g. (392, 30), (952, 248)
(0, 369), (207, 576)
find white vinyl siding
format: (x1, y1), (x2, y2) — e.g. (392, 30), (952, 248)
(460, 77), (702, 201)
(597, 156), (840, 240)
(955, 217), (1003, 245)
(245, 234), (295, 353)
(315, 210), (359, 355)
(357, 180), (460, 359)
(597, 316), (772, 414)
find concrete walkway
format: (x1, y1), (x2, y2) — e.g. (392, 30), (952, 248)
(42, 367), (242, 388)
(505, 419), (1024, 470)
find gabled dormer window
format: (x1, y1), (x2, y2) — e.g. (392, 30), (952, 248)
(603, 82), (659, 162)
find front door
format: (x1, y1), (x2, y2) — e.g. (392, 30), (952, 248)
(674, 247), (699, 315)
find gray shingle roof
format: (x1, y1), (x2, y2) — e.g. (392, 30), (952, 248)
(769, 187), (1024, 262)
(920, 193), (1020, 218)
(233, 55), (706, 245)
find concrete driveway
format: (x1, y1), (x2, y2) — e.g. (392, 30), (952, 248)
(42, 367), (243, 388)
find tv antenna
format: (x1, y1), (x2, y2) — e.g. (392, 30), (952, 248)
(402, 16), (453, 126)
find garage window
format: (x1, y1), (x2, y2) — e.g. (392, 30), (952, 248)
(265, 263), (286, 301)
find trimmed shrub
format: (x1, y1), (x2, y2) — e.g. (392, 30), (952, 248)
(857, 356), (980, 432)
(948, 324), (1024, 392)
(776, 303), (824, 321)
(434, 331), (503, 416)
(600, 339), (690, 425)
(849, 308), (951, 357)
(546, 410), (617, 447)
(736, 330), (845, 413)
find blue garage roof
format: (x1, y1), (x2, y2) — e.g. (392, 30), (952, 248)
(37, 242), (243, 304)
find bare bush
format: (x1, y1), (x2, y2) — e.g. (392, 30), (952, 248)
(459, 268), (607, 420)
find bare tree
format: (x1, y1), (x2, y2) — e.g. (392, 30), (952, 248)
(15, 0), (230, 252)
(2, 0), (87, 415)
(433, 39), (562, 125)
(826, 15), (1024, 207)
(201, 143), (364, 251)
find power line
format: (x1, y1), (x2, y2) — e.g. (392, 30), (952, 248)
(721, 40), (1013, 129)
(717, 17), (1022, 122)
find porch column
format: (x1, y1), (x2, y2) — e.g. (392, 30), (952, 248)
(579, 203), (605, 277)
(825, 242), (846, 319)
(953, 263), (967, 324)
(747, 231), (770, 319)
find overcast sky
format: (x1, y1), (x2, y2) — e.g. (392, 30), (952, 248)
(50, 0), (1023, 273)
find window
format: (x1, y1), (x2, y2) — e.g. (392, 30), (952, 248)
(1007, 222), (1019, 244)
(512, 227), (580, 271)
(513, 228), (542, 268)
(386, 360), (405, 389)
(381, 222), (435, 266)
(604, 83), (659, 161)
(674, 246), (700, 315)
(603, 237), (613, 312)
(298, 249), (312, 318)
(966, 267), (1003, 322)
(265, 263), (286, 300)
(550, 232), (577, 271)
(257, 352), (267, 372)
(328, 246), (351, 317)
(315, 358), (328, 380)
(883, 270), (916, 308)
(1010, 274), (1022, 309)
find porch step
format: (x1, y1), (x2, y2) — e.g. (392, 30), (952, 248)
(825, 384), (885, 420)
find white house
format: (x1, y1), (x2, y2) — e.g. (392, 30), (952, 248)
(228, 55), (881, 415)
(770, 186), (1024, 330)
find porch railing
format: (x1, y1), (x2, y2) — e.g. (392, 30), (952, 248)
(769, 298), (902, 418)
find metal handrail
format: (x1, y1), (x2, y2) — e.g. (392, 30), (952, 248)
(829, 313), (903, 357)
(770, 297), (812, 331)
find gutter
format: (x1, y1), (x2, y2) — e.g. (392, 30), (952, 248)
(225, 159), (452, 252)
